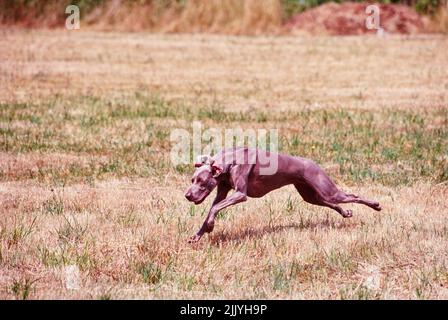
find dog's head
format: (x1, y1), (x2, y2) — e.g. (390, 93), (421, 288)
(185, 155), (223, 204)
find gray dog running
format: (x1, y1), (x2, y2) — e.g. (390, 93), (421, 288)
(185, 147), (381, 243)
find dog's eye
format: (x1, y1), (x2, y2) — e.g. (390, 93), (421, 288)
(199, 186), (206, 191)
(191, 178), (194, 183)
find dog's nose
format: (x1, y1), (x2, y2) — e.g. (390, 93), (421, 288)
(185, 191), (192, 201)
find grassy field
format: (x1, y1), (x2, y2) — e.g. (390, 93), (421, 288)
(0, 29), (447, 299)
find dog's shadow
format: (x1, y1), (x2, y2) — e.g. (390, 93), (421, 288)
(208, 218), (353, 245)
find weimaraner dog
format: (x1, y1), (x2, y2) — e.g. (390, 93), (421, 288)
(185, 148), (381, 243)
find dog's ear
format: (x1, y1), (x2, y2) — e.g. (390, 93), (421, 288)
(210, 162), (223, 178)
(195, 154), (213, 168)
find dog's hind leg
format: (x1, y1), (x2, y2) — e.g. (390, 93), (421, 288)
(294, 183), (353, 218)
(294, 163), (380, 218)
(333, 191), (382, 211)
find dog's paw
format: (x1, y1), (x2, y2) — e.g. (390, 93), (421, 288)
(188, 234), (202, 243)
(342, 209), (353, 218)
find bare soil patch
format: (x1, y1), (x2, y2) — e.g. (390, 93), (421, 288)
(286, 2), (429, 35)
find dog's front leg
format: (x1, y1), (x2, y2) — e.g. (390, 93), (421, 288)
(189, 184), (230, 243)
(189, 190), (247, 243)
(205, 191), (247, 232)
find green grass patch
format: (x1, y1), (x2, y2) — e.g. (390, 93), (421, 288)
(1, 93), (446, 186)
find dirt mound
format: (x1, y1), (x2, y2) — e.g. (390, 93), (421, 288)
(285, 2), (428, 35)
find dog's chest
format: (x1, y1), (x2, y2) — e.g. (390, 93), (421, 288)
(246, 173), (293, 198)
(246, 176), (275, 198)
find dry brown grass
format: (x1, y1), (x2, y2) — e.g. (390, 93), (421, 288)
(163, 0), (283, 34)
(0, 30), (447, 299)
(1, 30), (447, 111)
(1, 180), (447, 299)
(0, 0), (284, 34)
(429, 6), (448, 34)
